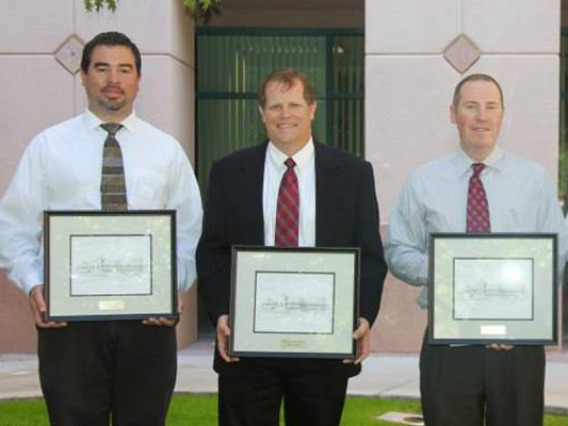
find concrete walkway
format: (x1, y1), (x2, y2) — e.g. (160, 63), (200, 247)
(2, 339), (568, 414)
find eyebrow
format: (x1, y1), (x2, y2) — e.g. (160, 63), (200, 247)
(92, 62), (134, 69)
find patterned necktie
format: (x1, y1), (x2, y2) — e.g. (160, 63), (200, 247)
(100, 123), (128, 211)
(275, 158), (299, 247)
(466, 163), (490, 233)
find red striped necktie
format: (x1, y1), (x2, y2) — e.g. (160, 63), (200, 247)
(275, 158), (299, 247)
(466, 163), (490, 233)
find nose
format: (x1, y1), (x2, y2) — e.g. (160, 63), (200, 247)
(279, 105), (292, 117)
(476, 107), (488, 121)
(107, 68), (120, 83)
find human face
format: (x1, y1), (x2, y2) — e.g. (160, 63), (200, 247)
(450, 80), (504, 161)
(259, 79), (317, 156)
(80, 45), (140, 122)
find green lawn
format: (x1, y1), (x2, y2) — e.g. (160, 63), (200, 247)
(0, 395), (567, 425)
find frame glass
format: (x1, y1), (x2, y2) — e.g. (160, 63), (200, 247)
(44, 210), (177, 321)
(229, 246), (360, 358)
(428, 233), (558, 345)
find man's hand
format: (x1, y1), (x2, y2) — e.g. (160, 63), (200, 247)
(343, 317), (371, 365)
(486, 343), (514, 351)
(143, 292), (184, 327)
(29, 285), (67, 329)
(216, 314), (240, 363)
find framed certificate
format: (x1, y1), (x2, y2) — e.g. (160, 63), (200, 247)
(44, 210), (177, 321)
(229, 246), (360, 358)
(428, 233), (557, 345)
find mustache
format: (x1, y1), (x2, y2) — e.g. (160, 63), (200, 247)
(102, 85), (125, 94)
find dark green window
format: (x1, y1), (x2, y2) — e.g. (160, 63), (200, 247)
(196, 28), (364, 186)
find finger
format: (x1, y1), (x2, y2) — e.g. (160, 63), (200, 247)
(342, 340), (369, 364)
(143, 317), (176, 327)
(177, 293), (185, 315)
(143, 316), (176, 326)
(30, 286), (67, 329)
(486, 343), (514, 351)
(216, 332), (232, 362)
(344, 320), (371, 364)
(216, 330), (239, 362)
(355, 332), (371, 364)
(143, 317), (157, 326)
(353, 318), (370, 339)
(216, 315), (239, 363)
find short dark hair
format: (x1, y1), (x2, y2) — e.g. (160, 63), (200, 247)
(258, 68), (316, 108)
(81, 31), (142, 74)
(453, 73), (504, 109)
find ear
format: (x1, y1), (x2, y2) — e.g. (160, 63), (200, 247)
(258, 105), (267, 123)
(450, 104), (457, 124)
(309, 101), (317, 121)
(80, 69), (87, 86)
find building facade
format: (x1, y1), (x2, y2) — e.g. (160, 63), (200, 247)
(0, 0), (563, 352)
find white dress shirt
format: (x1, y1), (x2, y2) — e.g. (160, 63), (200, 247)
(0, 109), (203, 294)
(386, 146), (568, 307)
(263, 140), (316, 247)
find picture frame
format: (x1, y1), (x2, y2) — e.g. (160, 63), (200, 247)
(428, 233), (557, 345)
(44, 210), (177, 321)
(229, 246), (360, 358)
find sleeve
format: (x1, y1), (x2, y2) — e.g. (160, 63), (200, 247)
(195, 161), (231, 325)
(385, 172), (429, 287)
(167, 144), (203, 292)
(533, 170), (568, 281)
(357, 162), (389, 324)
(0, 138), (47, 294)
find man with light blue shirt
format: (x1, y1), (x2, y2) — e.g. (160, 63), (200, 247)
(386, 74), (567, 426)
(0, 32), (202, 425)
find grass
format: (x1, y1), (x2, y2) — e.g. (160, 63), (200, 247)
(0, 395), (567, 425)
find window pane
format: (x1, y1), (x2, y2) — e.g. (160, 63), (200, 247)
(197, 31), (363, 187)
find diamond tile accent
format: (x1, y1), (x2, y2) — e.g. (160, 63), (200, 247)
(443, 35), (480, 74)
(54, 35), (84, 75)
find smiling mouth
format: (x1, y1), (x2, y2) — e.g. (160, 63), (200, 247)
(103, 87), (124, 97)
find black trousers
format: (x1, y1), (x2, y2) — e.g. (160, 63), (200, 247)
(218, 359), (348, 426)
(420, 335), (545, 426)
(38, 321), (177, 426)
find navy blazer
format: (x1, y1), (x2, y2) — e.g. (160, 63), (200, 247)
(196, 141), (388, 376)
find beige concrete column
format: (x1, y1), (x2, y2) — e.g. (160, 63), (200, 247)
(0, 0), (196, 352)
(366, 0), (561, 352)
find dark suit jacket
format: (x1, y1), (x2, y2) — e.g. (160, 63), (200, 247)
(196, 141), (388, 377)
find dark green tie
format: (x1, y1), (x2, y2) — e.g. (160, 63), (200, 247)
(100, 123), (127, 211)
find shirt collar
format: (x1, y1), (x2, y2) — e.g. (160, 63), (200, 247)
(267, 138), (314, 171)
(82, 109), (138, 134)
(455, 145), (505, 177)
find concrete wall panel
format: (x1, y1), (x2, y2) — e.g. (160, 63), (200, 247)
(372, 272), (426, 353)
(76, 0), (174, 55)
(0, 1), (73, 53)
(366, 55), (459, 222)
(367, 0), (561, 353)
(0, 0), (197, 353)
(137, 57), (196, 164)
(366, 0), (461, 54)
(170, 0), (195, 67)
(464, 0), (560, 53)
(0, 57), (75, 195)
(467, 55), (560, 180)
(0, 273), (35, 353)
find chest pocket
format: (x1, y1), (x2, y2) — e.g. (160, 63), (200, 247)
(128, 169), (168, 208)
